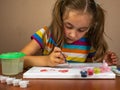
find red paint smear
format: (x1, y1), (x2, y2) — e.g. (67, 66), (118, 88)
(58, 69), (69, 73)
(40, 69), (48, 72)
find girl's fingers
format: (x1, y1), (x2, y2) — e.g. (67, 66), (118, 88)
(112, 61), (117, 65)
(53, 47), (67, 62)
(112, 58), (117, 62)
(111, 53), (119, 63)
(50, 50), (66, 65)
(55, 59), (65, 64)
(53, 47), (62, 52)
(111, 54), (118, 60)
(55, 52), (65, 59)
(105, 51), (119, 65)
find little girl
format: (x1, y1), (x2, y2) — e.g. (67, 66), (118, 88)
(21, 0), (118, 67)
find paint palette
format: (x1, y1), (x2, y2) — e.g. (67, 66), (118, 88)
(23, 63), (116, 79)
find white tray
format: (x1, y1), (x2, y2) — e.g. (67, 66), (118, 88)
(23, 63), (116, 79)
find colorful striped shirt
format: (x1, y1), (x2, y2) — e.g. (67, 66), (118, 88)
(31, 27), (96, 63)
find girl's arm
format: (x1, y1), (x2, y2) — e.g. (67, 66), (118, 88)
(21, 39), (41, 56)
(21, 39), (65, 67)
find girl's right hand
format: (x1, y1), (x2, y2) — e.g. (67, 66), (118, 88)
(47, 47), (66, 67)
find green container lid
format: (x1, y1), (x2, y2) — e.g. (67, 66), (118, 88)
(0, 52), (26, 59)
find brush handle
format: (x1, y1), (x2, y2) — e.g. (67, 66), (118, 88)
(60, 52), (67, 62)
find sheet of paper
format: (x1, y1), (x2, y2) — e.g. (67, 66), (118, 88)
(23, 63), (116, 79)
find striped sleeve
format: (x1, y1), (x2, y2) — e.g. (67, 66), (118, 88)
(31, 27), (47, 48)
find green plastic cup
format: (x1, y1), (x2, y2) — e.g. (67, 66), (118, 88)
(0, 52), (25, 75)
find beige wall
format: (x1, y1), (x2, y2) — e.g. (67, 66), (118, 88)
(0, 0), (120, 58)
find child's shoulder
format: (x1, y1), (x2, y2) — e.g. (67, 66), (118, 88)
(37, 26), (48, 32)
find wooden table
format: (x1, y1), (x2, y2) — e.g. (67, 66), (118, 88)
(0, 63), (120, 90)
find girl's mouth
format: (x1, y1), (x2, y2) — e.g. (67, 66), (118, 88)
(65, 37), (75, 43)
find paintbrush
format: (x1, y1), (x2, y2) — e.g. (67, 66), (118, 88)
(59, 50), (68, 64)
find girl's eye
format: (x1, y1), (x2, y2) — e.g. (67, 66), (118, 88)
(78, 29), (88, 32)
(64, 23), (73, 29)
(78, 27), (89, 32)
(65, 25), (73, 29)
(64, 22), (89, 32)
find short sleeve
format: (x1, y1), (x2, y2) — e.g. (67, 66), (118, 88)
(31, 27), (47, 49)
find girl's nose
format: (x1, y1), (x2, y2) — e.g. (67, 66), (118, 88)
(69, 30), (77, 38)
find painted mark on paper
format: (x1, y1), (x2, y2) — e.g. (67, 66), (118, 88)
(40, 69), (69, 73)
(58, 69), (69, 73)
(40, 69), (48, 72)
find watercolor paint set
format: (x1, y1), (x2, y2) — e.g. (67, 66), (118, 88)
(0, 75), (29, 88)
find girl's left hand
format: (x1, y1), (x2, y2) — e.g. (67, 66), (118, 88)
(103, 51), (119, 65)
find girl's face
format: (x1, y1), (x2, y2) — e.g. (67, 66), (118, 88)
(63, 10), (92, 44)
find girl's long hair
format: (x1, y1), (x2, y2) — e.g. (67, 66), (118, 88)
(45, 0), (108, 61)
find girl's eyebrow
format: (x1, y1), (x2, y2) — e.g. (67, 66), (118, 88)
(64, 22), (89, 29)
